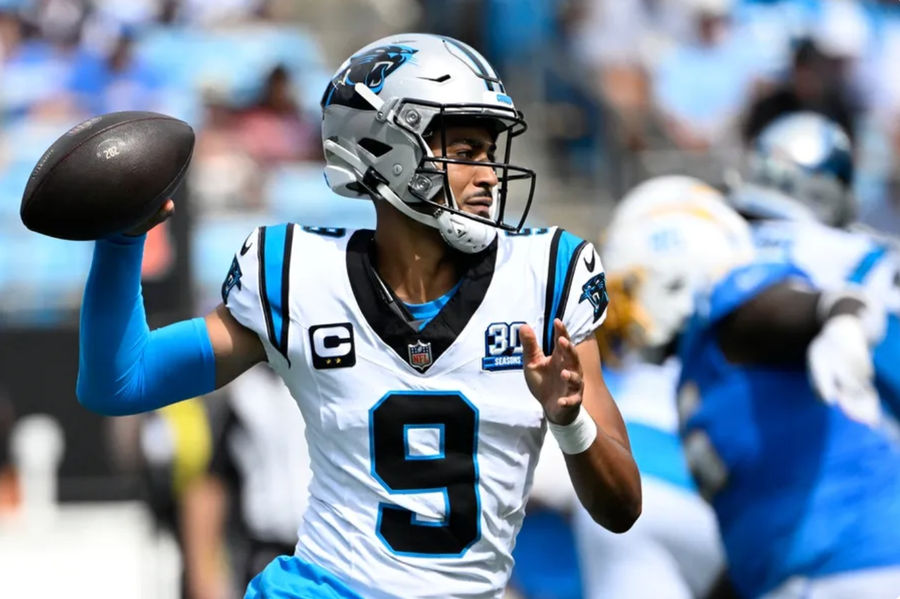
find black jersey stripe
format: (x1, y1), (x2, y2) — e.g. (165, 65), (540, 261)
(543, 229), (563, 355)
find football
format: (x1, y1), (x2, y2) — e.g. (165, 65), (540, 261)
(20, 111), (195, 240)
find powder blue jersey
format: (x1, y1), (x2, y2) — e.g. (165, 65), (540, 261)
(752, 219), (900, 416)
(678, 261), (900, 598)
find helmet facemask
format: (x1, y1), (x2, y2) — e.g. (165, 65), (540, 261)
(392, 101), (536, 252)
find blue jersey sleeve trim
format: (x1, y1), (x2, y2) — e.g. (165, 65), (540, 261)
(848, 244), (889, 284)
(77, 238), (216, 416)
(543, 230), (587, 354)
(708, 262), (811, 323)
(259, 224), (294, 363)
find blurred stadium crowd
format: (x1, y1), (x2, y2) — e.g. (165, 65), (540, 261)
(2, 0), (900, 598)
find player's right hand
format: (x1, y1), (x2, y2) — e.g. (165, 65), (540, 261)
(125, 198), (175, 236)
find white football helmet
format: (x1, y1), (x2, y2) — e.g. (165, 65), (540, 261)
(600, 176), (755, 352)
(320, 33), (536, 253)
(730, 112), (855, 227)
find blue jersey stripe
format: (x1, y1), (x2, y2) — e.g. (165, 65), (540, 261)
(259, 224), (292, 362)
(543, 230), (586, 354)
(848, 244), (888, 284)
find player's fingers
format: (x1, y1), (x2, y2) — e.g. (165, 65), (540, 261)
(554, 318), (572, 342)
(519, 324), (543, 364)
(125, 198), (175, 237)
(557, 394), (582, 408)
(554, 319), (574, 349)
(561, 368), (583, 390)
(556, 333), (582, 371)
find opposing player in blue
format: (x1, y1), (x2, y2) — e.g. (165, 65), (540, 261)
(603, 174), (900, 597)
(729, 111), (900, 422)
(572, 176), (740, 599)
(669, 115), (900, 598)
(74, 33), (641, 598)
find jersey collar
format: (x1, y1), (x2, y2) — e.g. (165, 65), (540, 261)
(346, 229), (498, 373)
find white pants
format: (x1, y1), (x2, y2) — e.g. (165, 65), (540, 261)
(573, 476), (723, 599)
(759, 566), (900, 599)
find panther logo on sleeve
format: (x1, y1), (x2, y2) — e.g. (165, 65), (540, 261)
(221, 256), (242, 303)
(579, 273), (609, 322)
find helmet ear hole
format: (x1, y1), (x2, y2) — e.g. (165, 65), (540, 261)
(358, 138), (392, 158)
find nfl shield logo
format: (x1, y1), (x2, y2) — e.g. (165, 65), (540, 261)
(408, 340), (433, 371)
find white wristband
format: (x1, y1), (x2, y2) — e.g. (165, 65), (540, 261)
(548, 409), (597, 455)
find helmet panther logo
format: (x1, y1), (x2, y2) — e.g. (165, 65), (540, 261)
(322, 45), (418, 110)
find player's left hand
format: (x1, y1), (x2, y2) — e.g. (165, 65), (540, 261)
(519, 319), (584, 425)
(807, 313), (881, 426)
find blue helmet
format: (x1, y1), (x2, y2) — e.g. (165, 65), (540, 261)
(731, 112), (855, 227)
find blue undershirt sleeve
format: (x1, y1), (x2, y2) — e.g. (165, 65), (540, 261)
(76, 234), (216, 415)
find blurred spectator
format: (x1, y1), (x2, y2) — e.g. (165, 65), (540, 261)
(652, 0), (762, 152)
(415, 0), (482, 49)
(0, 4), (80, 120)
(67, 29), (169, 115)
(189, 84), (264, 215)
(234, 64), (322, 165)
(569, 0), (691, 153)
(742, 38), (859, 147)
(89, 0), (163, 30)
(176, 0), (270, 26)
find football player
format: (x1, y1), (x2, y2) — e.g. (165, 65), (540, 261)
(75, 33), (641, 599)
(598, 175), (900, 597)
(573, 176), (739, 599)
(728, 111), (900, 424)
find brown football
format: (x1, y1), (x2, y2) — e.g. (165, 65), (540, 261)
(20, 111), (195, 240)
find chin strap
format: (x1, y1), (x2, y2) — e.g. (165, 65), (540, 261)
(436, 210), (497, 253)
(377, 181), (498, 254)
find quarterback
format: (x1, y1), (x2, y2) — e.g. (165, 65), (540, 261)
(75, 34), (641, 598)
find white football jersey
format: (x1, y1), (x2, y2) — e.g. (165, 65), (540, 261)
(752, 219), (900, 310)
(221, 224), (607, 599)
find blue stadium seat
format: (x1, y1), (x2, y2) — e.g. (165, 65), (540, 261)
(263, 163), (375, 228)
(134, 25), (331, 115)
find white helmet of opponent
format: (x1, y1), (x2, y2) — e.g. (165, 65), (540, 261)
(600, 176), (755, 351)
(320, 33), (536, 253)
